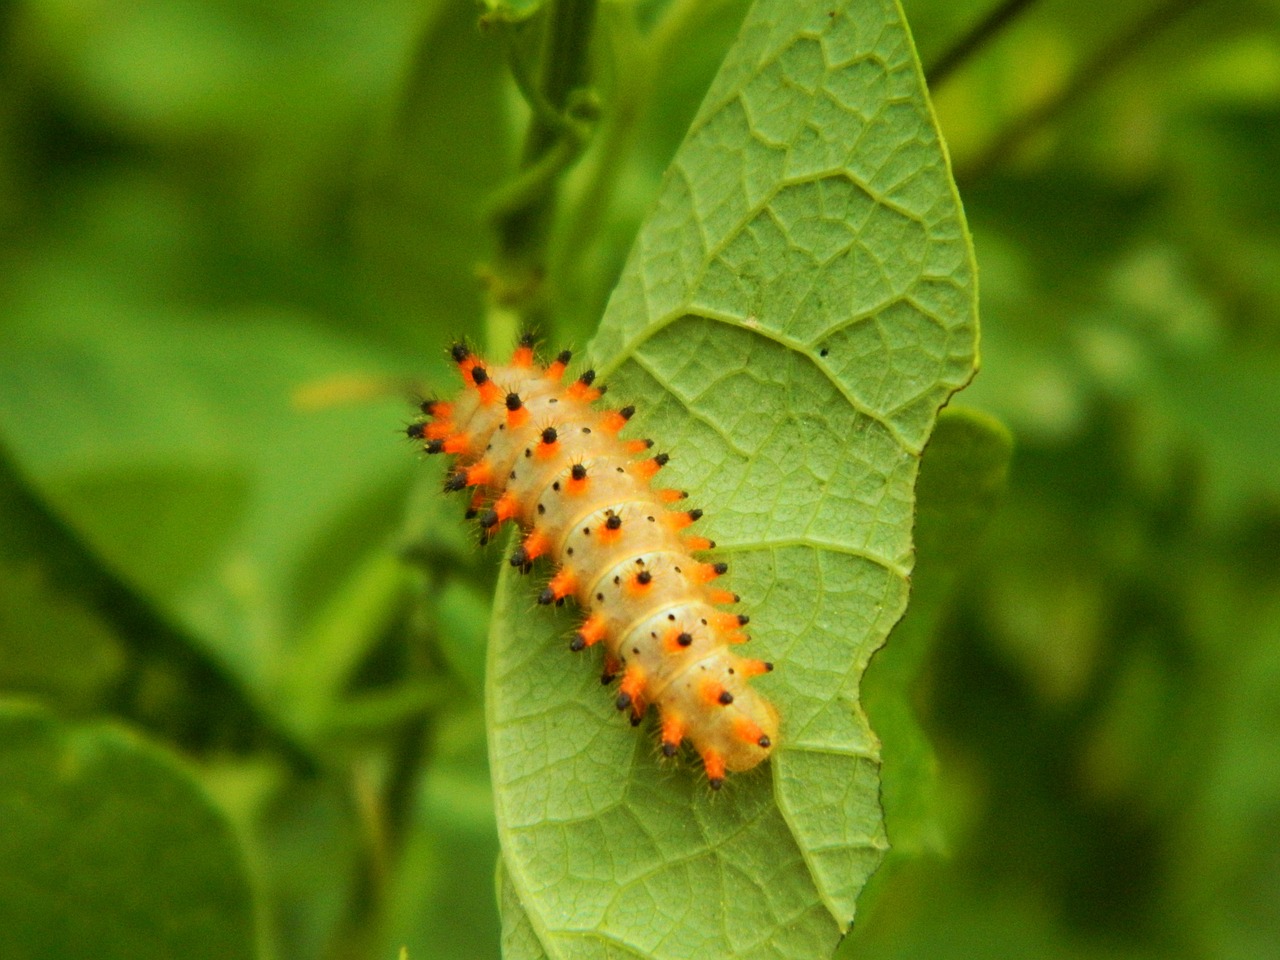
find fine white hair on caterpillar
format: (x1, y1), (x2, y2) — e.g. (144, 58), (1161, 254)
(407, 335), (778, 789)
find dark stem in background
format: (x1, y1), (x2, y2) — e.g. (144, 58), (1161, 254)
(344, 634), (450, 958)
(380, 713), (432, 853)
(956, 0), (1209, 183)
(926, 0), (1040, 89)
(489, 0), (600, 339)
(0, 443), (318, 775)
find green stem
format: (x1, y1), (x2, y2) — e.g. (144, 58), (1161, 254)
(487, 120), (589, 221)
(550, 3), (647, 285)
(488, 0), (600, 346)
(551, 0), (738, 322)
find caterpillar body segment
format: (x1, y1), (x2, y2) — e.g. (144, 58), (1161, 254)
(412, 341), (778, 786)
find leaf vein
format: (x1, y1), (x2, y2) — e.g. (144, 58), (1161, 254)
(721, 537), (908, 579)
(612, 307), (922, 455)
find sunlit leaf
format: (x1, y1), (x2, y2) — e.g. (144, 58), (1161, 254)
(488, 0), (979, 956)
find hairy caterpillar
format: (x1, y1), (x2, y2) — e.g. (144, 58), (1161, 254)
(409, 336), (778, 788)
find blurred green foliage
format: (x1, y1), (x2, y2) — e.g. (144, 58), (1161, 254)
(1, 1), (1277, 959)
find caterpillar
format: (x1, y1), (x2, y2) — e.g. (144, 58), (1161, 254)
(408, 336), (778, 788)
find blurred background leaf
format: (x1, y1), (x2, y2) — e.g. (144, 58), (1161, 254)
(0, 701), (257, 960)
(861, 407), (1013, 871)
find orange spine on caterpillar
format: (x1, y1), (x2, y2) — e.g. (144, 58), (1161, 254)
(409, 336), (779, 788)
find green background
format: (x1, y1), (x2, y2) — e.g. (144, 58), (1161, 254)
(1, 0), (1277, 959)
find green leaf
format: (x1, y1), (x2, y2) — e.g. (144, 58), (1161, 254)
(0, 304), (413, 728)
(0, 447), (126, 709)
(377, 705), (501, 960)
(0, 442), (309, 760)
(488, 0), (978, 957)
(0, 702), (257, 960)
(497, 859), (549, 960)
(478, 0), (547, 20)
(356, 0), (515, 350)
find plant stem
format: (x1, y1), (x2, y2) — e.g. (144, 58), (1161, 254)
(488, 0), (599, 345)
(552, 0), (739, 333)
(556, 0), (674, 252)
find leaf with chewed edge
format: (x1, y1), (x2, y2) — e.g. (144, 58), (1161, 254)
(862, 408), (1012, 868)
(489, 1), (977, 957)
